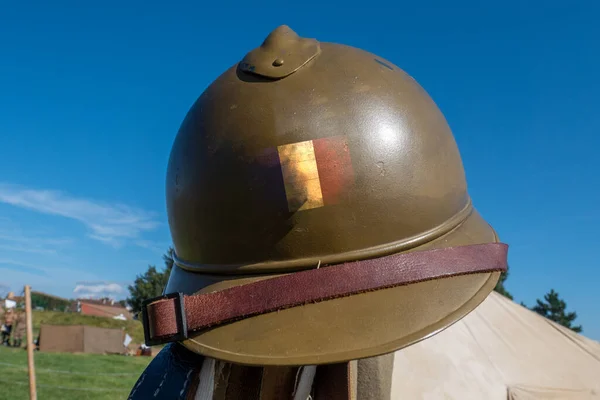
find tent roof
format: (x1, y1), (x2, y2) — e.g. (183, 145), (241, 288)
(391, 291), (600, 399)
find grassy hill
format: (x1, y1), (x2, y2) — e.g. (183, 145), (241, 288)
(30, 310), (145, 344)
(0, 345), (150, 400)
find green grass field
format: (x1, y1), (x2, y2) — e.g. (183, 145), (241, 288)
(0, 310), (155, 399)
(0, 345), (152, 400)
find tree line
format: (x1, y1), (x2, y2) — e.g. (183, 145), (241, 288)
(127, 248), (583, 333)
(494, 265), (582, 332)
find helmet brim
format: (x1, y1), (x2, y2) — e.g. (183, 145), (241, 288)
(165, 208), (501, 366)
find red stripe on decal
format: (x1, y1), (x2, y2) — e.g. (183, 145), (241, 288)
(313, 135), (355, 206)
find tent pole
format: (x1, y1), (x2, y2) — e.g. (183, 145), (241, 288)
(25, 285), (37, 400)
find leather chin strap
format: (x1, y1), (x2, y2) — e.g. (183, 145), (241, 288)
(142, 243), (508, 345)
(135, 243), (507, 399)
(313, 362), (354, 399)
(126, 343), (393, 399)
(211, 362), (354, 400)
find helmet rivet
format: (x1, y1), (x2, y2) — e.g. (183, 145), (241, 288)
(272, 58), (285, 67)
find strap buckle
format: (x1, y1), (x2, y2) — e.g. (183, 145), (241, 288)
(141, 292), (188, 346)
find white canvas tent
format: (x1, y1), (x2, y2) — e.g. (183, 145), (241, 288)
(391, 291), (600, 399)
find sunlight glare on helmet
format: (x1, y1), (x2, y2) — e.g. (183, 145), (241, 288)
(379, 125), (398, 145)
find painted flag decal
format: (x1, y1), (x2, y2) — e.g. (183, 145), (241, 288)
(275, 135), (355, 212)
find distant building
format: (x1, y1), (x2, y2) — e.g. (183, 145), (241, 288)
(6, 292), (24, 305)
(71, 298), (134, 320)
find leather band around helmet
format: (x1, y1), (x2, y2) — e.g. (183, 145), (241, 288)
(141, 243), (508, 347)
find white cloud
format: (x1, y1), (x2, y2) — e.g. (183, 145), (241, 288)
(73, 281), (127, 299)
(0, 183), (159, 247)
(134, 239), (169, 253)
(0, 264), (106, 300)
(0, 259), (52, 275)
(0, 232), (73, 255)
(0, 233), (72, 246)
(0, 244), (57, 255)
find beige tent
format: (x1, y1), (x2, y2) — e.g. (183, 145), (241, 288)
(39, 324), (127, 355)
(391, 291), (600, 399)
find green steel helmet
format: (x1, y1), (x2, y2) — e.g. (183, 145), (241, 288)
(150, 25), (507, 366)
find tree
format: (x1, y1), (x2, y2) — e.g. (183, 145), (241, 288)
(530, 289), (582, 333)
(162, 247), (174, 274)
(127, 247), (175, 316)
(494, 264), (513, 300)
(30, 292), (71, 312)
(0, 284), (9, 299)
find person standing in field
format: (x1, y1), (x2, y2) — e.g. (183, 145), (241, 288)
(2, 292), (17, 346)
(12, 310), (26, 348)
(0, 302), (5, 345)
(1, 307), (14, 346)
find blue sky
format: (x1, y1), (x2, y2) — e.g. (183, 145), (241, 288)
(1, 1), (599, 340)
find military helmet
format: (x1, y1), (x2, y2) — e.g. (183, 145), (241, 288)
(145, 25), (508, 366)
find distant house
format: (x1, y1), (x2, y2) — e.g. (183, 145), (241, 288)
(71, 298), (134, 320)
